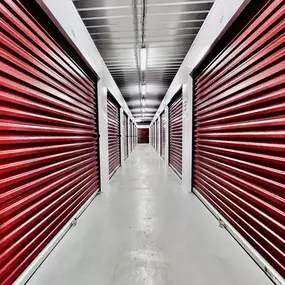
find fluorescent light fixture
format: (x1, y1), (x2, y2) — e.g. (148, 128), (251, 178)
(142, 99), (146, 106)
(142, 108), (145, 113)
(140, 47), (146, 70)
(141, 84), (146, 95)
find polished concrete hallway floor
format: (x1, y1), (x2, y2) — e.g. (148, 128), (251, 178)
(27, 145), (272, 285)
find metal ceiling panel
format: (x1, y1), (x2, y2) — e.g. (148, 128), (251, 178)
(73, 0), (214, 122)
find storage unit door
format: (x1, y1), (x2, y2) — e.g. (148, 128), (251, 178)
(0, 1), (100, 284)
(152, 126), (154, 147)
(130, 122), (132, 152)
(150, 125), (153, 146)
(134, 126), (136, 148)
(161, 111), (166, 158)
(133, 123), (134, 149)
(138, 128), (149, 144)
(107, 95), (120, 176)
(153, 124), (154, 148)
(154, 121), (157, 151)
(123, 113), (128, 159)
(156, 119), (159, 152)
(134, 126), (136, 147)
(129, 122), (133, 153)
(133, 124), (136, 148)
(153, 125), (155, 148)
(152, 125), (154, 148)
(193, 0), (284, 278)
(169, 90), (183, 176)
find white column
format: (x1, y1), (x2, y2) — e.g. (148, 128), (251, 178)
(120, 108), (124, 166)
(165, 106), (169, 166)
(182, 75), (193, 192)
(97, 80), (109, 191)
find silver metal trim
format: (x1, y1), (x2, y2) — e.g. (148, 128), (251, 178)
(193, 188), (284, 285)
(109, 164), (121, 180)
(169, 163), (182, 180)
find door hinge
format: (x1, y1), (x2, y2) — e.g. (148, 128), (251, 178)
(218, 219), (227, 229)
(70, 219), (77, 228)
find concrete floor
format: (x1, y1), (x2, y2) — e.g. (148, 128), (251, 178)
(27, 145), (272, 285)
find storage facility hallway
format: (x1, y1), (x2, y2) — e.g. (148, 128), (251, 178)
(26, 145), (271, 285)
(1, 0), (284, 284)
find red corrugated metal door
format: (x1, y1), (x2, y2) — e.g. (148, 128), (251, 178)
(134, 126), (136, 148)
(156, 119), (159, 152)
(193, 0), (284, 278)
(0, 1), (100, 284)
(133, 123), (135, 149)
(160, 111), (166, 158)
(152, 125), (154, 148)
(169, 90), (183, 176)
(152, 124), (154, 148)
(107, 94), (120, 176)
(129, 121), (133, 153)
(123, 113), (128, 159)
(154, 121), (157, 151)
(153, 123), (155, 148)
(138, 128), (149, 143)
(150, 126), (152, 147)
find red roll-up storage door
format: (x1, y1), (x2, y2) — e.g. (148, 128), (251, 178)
(152, 123), (155, 148)
(150, 126), (152, 147)
(133, 123), (135, 149)
(123, 113), (128, 159)
(135, 125), (138, 146)
(152, 125), (154, 148)
(169, 89), (183, 176)
(0, 1), (100, 284)
(138, 128), (149, 144)
(153, 124), (155, 149)
(193, 0), (284, 278)
(129, 121), (132, 153)
(155, 121), (157, 151)
(107, 94), (120, 176)
(160, 111), (166, 158)
(156, 119), (159, 152)
(132, 122), (134, 151)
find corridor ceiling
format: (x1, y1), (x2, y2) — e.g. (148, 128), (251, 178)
(73, 0), (214, 124)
